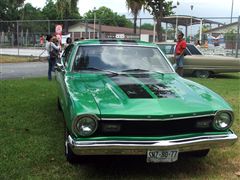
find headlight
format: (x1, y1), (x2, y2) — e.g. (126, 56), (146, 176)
(72, 114), (98, 137)
(212, 111), (233, 131)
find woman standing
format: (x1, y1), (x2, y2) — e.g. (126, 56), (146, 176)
(46, 35), (60, 80)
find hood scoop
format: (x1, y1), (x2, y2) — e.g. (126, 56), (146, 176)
(130, 74), (177, 98)
(109, 73), (177, 99)
(146, 84), (177, 98)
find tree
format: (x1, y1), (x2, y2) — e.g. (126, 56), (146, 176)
(0, 0), (25, 46)
(55, 0), (81, 19)
(42, 0), (59, 20)
(20, 3), (44, 20)
(224, 29), (237, 49)
(126, 0), (145, 34)
(19, 3), (47, 34)
(0, 0), (25, 20)
(140, 23), (154, 30)
(194, 24), (211, 43)
(83, 6), (133, 28)
(145, 0), (174, 41)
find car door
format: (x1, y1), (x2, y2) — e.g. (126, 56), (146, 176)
(56, 44), (74, 113)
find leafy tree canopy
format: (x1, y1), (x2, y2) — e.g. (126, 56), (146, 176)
(0, 0), (25, 20)
(145, 0), (174, 41)
(83, 6), (133, 28)
(55, 0), (81, 19)
(42, 0), (59, 20)
(141, 23), (154, 30)
(20, 3), (45, 20)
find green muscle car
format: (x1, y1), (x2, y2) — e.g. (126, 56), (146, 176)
(56, 39), (237, 163)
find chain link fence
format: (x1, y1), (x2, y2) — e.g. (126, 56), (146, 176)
(0, 16), (239, 57)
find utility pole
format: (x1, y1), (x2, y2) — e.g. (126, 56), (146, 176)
(235, 16), (240, 58)
(230, 0), (234, 23)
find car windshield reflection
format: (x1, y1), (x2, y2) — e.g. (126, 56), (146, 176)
(72, 45), (173, 73)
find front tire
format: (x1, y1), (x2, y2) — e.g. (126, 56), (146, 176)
(65, 140), (79, 164)
(57, 97), (62, 111)
(65, 127), (79, 164)
(194, 70), (211, 78)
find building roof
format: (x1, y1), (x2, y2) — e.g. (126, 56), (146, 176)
(68, 22), (154, 35)
(162, 15), (224, 26)
(88, 23), (154, 35)
(204, 22), (238, 33)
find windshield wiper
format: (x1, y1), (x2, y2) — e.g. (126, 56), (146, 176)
(122, 69), (164, 74)
(80, 67), (119, 76)
(121, 68), (165, 78)
(121, 68), (150, 72)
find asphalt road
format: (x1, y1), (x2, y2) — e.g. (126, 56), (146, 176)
(0, 62), (48, 80)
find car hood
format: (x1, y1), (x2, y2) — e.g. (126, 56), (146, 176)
(67, 73), (231, 119)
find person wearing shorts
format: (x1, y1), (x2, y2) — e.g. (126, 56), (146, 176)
(174, 32), (186, 76)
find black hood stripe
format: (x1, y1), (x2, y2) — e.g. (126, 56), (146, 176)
(108, 75), (153, 99)
(108, 73), (177, 99)
(130, 73), (177, 98)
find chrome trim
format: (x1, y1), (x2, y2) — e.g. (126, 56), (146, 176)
(101, 114), (215, 121)
(101, 110), (234, 122)
(67, 131), (237, 155)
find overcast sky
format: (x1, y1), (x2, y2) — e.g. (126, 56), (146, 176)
(25, 0), (240, 22)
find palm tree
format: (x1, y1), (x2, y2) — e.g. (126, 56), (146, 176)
(126, 0), (145, 34)
(55, 0), (79, 19)
(55, 0), (80, 33)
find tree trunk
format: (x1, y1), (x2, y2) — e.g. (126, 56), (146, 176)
(133, 15), (137, 34)
(156, 18), (162, 42)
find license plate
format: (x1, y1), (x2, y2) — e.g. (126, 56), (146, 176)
(147, 150), (179, 163)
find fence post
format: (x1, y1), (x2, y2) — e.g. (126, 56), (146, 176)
(153, 18), (156, 43)
(17, 21), (19, 56)
(48, 20), (50, 34)
(139, 18), (142, 39)
(235, 16), (240, 58)
(99, 19), (102, 39)
(85, 20), (88, 39)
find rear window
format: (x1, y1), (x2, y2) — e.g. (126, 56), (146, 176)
(187, 44), (202, 55)
(157, 44), (174, 55)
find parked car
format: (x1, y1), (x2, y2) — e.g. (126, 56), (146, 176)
(56, 39), (237, 163)
(157, 42), (240, 78)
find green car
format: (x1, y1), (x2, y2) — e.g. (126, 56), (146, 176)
(56, 39), (237, 163)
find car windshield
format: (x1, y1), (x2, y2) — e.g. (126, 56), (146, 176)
(72, 45), (173, 73)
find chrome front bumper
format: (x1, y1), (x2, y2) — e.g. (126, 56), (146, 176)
(68, 132), (238, 155)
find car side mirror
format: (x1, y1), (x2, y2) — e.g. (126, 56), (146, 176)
(55, 63), (65, 73)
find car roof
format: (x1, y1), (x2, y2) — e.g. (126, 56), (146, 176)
(156, 42), (194, 46)
(74, 39), (157, 47)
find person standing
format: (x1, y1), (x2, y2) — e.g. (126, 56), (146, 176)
(64, 37), (72, 50)
(40, 35), (44, 46)
(46, 34), (60, 80)
(174, 31), (186, 76)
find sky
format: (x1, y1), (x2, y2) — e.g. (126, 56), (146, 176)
(25, 0), (240, 22)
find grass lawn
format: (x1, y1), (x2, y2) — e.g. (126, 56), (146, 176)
(0, 55), (46, 63)
(0, 74), (239, 179)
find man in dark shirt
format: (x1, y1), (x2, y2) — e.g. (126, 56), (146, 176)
(174, 31), (187, 76)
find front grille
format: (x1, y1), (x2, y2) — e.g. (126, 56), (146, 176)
(96, 116), (214, 137)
